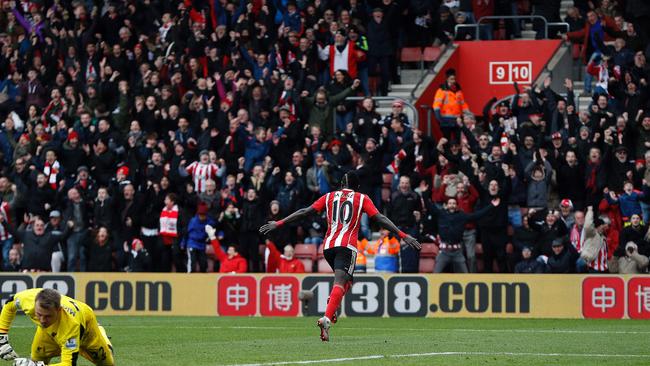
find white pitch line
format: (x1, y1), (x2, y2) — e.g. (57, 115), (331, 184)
(69, 324), (650, 335)
(226, 355), (384, 366)
(224, 351), (650, 366)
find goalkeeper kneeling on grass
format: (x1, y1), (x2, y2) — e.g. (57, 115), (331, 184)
(0, 288), (114, 366)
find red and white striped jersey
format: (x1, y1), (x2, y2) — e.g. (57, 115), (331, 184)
(186, 162), (219, 193)
(0, 202), (11, 241)
(312, 189), (379, 251)
(572, 224), (608, 272)
(588, 240), (609, 272)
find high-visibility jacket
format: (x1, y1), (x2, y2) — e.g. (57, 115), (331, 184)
(433, 83), (470, 120)
(369, 236), (400, 273)
(356, 239), (368, 272)
(366, 236), (400, 256)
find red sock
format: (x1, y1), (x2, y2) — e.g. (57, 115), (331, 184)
(325, 284), (346, 320)
(343, 280), (352, 294)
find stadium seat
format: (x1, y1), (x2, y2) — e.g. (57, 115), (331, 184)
(382, 188), (391, 202)
(422, 47), (442, 62)
(317, 257), (332, 273)
(382, 173), (393, 187)
(259, 244), (266, 257)
(419, 258), (435, 273)
(294, 244), (317, 260)
(571, 44), (581, 60)
(400, 47), (423, 63)
(299, 258), (314, 273)
(419, 243), (439, 258)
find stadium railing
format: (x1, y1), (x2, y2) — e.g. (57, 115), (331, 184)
(454, 15), (569, 41)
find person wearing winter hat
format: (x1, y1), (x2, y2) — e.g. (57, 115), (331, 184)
(123, 238), (152, 272)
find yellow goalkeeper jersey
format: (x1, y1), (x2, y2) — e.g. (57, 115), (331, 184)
(0, 288), (101, 366)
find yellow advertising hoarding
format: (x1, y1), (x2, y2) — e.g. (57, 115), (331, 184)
(425, 274), (583, 318)
(0, 273), (647, 319)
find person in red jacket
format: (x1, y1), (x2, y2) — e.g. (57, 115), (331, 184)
(205, 225), (247, 273)
(265, 240), (305, 273)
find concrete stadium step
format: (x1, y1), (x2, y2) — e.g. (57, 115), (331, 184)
(391, 84), (416, 92)
(520, 30), (537, 39)
(400, 69), (426, 85)
(387, 91), (411, 99)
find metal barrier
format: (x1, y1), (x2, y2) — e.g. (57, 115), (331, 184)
(454, 15), (569, 40)
(342, 96), (419, 134)
(419, 105), (433, 136)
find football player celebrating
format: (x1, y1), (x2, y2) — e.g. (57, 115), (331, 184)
(0, 288), (114, 366)
(260, 171), (420, 341)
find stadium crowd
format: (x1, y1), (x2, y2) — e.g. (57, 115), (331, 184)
(0, 0), (648, 275)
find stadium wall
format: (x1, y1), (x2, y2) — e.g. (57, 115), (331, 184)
(416, 40), (562, 139)
(0, 273), (648, 320)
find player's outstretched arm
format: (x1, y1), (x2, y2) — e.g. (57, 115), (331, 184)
(370, 213), (422, 250)
(259, 206), (317, 235)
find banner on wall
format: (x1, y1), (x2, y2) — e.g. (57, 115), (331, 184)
(0, 273), (648, 319)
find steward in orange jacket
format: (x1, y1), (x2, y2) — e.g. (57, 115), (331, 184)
(433, 68), (470, 138)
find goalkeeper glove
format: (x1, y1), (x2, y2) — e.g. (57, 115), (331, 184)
(13, 358), (45, 366)
(0, 333), (18, 360)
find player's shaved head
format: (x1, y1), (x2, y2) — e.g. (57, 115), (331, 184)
(341, 171), (360, 190)
(36, 288), (61, 310)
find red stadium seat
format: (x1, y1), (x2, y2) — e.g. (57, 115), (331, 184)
(400, 47), (423, 63)
(419, 258), (435, 273)
(294, 244), (317, 260)
(382, 188), (392, 202)
(382, 173), (393, 188)
(419, 243), (439, 258)
(317, 258), (332, 273)
(422, 47), (442, 62)
(571, 44), (581, 60)
(299, 258), (314, 273)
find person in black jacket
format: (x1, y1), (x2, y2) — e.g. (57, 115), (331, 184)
(528, 208), (569, 257)
(388, 176), (423, 273)
(514, 246), (545, 273)
(366, 8), (393, 95)
(86, 226), (113, 272)
(12, 216), (70, 272)
(476, 176), (511, 273)
(546, 238), (579, 273)
(557, 150), (586, 211)
(44, 210), (67, 272)
(92, 187), (115, 230)
(428, 196), (499, 273)
(123, 238), (152, 272)
(25, 172), (55, 218)
(115, 183), (142, 266)
(240, 189), (266, 272)
(62, 187), (91, 272)
(91, 137), (117, 187)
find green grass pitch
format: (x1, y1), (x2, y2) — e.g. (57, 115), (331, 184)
(7, 316), (650, 365)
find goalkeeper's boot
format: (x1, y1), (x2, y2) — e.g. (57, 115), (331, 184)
(317, 316), (331, 342)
